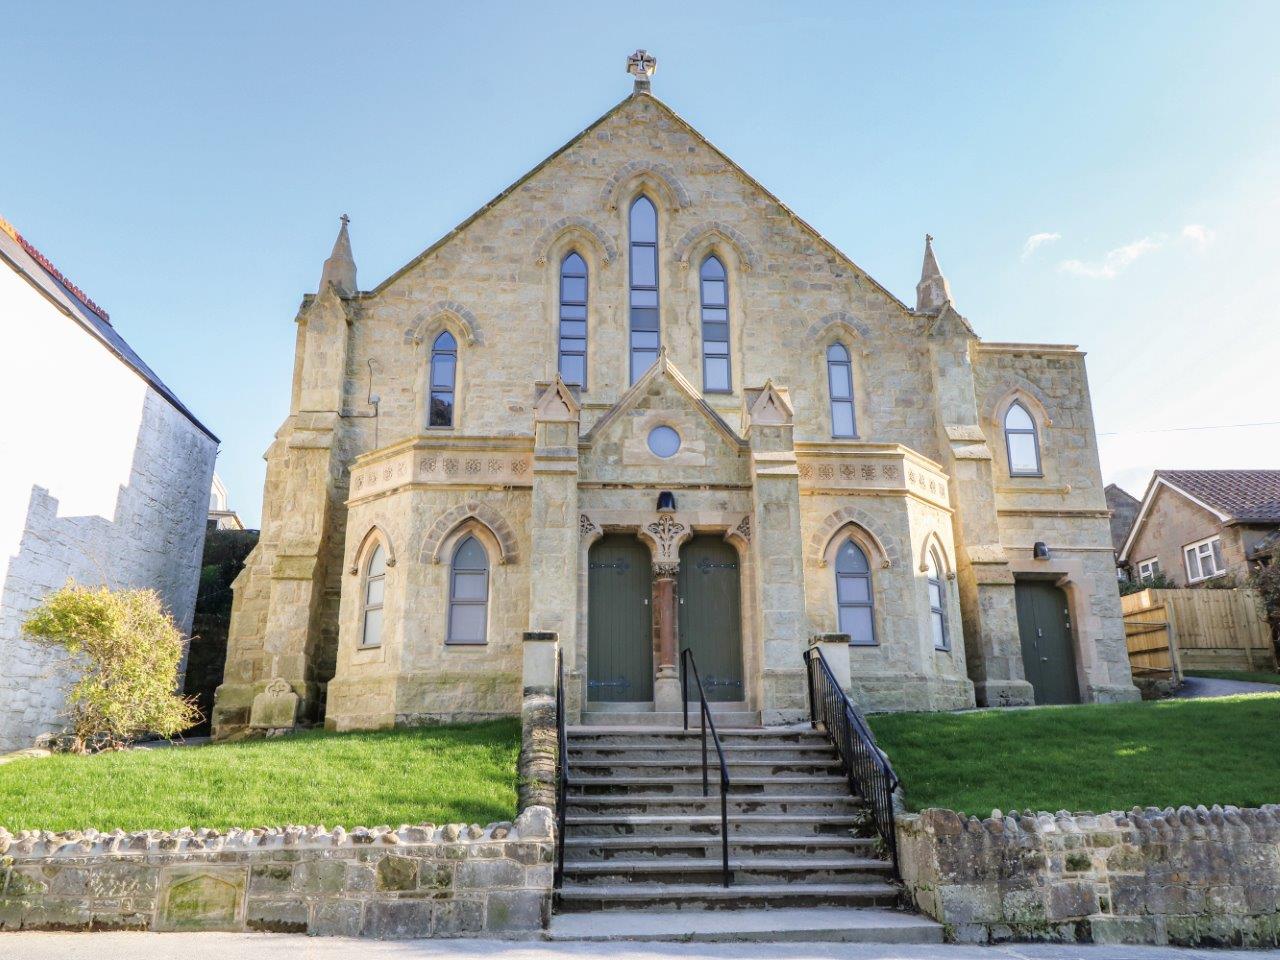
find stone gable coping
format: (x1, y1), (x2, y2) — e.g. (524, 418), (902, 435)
(0, 805), (553, 860)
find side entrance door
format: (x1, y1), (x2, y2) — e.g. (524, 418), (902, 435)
(1014, 580), (1081, 704)
(587, 535), (653, 703)
(677, 535), (744, 702)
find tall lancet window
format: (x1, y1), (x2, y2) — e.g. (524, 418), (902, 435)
(447, 535), (489, 645)
(700, 255), (731, 392)
(835, 539), (876, 646)
(927, 547), (950, 651)
(361, 544), (386, 648)
(629, 196), (659, 383)
(826, 343), (856, 438)
(429, 331), (457, 427)
(558, 252), (588, 386)
(1003, 401), (1041, 476)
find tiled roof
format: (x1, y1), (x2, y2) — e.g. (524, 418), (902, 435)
(0, 215), (217, 442)
(1157, 470), (1280, 524)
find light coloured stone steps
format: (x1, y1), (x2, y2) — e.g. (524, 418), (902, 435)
(562, 856), (891, 885)
(567, 725), (821, 742)
(565, 794), (860, 816)
(563, 812), (862, 838)
(568, 744), (838, 762)
(555, 880), (901, 912)
(569, 758), (843, 777)
(567, 774), (850, 797)
(545, 905), (944, 943)
(577, 711), (761, 727)
(563, 834), (878, 862)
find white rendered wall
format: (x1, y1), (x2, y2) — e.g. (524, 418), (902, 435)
(0, 263), (217, 750)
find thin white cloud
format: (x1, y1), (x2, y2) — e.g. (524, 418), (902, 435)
(1021, 232), (1061, 260)
(1181, 223), (1215, 248)
(1058, 234), (1166, 279)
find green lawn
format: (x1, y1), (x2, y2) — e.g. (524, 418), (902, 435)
(0, 719), (520, 833)
(870, 693), (1280, 817)
(1185, 669), (1280, 685)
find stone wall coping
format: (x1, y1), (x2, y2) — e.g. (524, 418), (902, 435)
(0, 804), (553, 861)
(900, 802), (1280, 838)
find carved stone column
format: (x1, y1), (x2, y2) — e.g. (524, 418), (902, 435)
(639, 512), (690, 715)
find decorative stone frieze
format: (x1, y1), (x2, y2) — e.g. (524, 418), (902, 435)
(898, 804), (1280, 947)
(795, 443), (951, 510)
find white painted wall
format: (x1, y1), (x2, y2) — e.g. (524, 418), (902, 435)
(0, 261), (217, 750)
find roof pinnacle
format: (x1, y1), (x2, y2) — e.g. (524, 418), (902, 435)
(319, 214), (356, 297)
(916, 234), (952, 314)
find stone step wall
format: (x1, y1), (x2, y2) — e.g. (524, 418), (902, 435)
(0, 806), (553, 937)
(897, 804), (1280, 948)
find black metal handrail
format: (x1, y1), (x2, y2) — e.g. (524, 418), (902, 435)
(803, 645), (901, 877)
(554, 646), (568, 889)
(680, 647), (732, 887)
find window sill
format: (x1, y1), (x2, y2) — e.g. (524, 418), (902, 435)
(1008, 471), (1045, 479)
(445, 640), (489, 647)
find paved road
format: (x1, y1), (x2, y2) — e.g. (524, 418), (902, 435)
(4, 933), (1280, 960)
(1173, 675), (1279, 698)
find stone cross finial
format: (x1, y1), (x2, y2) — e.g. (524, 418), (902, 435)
(627, 49), (657, 91)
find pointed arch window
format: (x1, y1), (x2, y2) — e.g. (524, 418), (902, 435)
(361, 544), (387, 647)
(835, 539), (876, 646)
(1003, 401), (1041, 476)
(429, 331), (457, 427)
(700, 255), (731, 392)
(447, 535), (489, 645)
(826, 343), (856, 438)
(628, 196), (659, 384)
(926, 547), (949, 651)
(558, 252), (588, 387)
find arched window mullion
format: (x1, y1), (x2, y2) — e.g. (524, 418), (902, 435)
(428, 331), (458, 428)
(447, 534), (489, 645)
(835, 538), (876, 646)
(558, 252), (588, 387)
(826, 343), (856, 438)
(1003, 401), (1042, 476)
(699, 255), (731, 393)
(628, 196), (659, 384)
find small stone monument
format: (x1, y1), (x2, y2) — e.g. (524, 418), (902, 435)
(249, 676), (299, 731)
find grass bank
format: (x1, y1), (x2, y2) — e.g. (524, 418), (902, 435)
(0, 719), (520, 833)
(870, 693), (1280, 816)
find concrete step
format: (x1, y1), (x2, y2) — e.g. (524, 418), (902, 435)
(567, 725), (825, 746)
(567, 774), (850, 797)
(563, 833), (879, 861)
(577, 711), (761, 727)
(563, 812), (863, 838)
(565, 794), (861, 817)
(555, 881), (901, 912)
(569, 758), (844, 778)
(562, 856), (892, 885)
(568, 744), (838, 762)
(545, 905), (944, 943)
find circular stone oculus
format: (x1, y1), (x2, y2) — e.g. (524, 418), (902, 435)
(647, 425), (681, 458)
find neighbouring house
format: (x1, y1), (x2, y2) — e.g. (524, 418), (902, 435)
(208, 473), (246, 531)
(1119, 470), (1280, 586)
(213, 54), (1137, 737)
(1105, 483), (1140, 579)
(0, 215), (218, 751)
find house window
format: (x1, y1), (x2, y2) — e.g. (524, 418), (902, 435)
(558, 252), (588, 387)
(826, 343), (856, 438)
(1183, 536), (1225, 583)
(629, 196), (659, 384)
(1137, 558), (1161, 583)
(926, 548), (949, 651)
(835, 538), (876, 645)
(700, 255), (731, 393)
(361, 544), (386, 647)
(429, 331), (457, 427)
(447, 535), (489, 644)
(1003, 401), (1041, 476)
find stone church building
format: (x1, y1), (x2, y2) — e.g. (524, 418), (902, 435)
(213, 54), (1136, 736)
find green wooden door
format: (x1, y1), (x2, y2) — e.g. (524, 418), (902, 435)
(678, 536), (744, 702)
(1014, 580), (1081, 705)
(588, 535), (653, 703)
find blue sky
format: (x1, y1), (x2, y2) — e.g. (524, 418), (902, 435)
(6, 2), (1279, 526)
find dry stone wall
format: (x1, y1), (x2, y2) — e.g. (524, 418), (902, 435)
(0, 806), (553, 938)
(898, 805), (1280, 948)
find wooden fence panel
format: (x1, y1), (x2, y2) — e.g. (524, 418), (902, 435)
(1121, 588), (1277, 673)
(1121, 597), (1179, 682)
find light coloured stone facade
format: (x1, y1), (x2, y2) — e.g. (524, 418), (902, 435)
(214, 63), (1136, 735)
(0, 220), (218, 751)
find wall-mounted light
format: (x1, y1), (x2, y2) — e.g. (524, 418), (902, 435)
(657, 491), (677, 512)
(1033, 541), (1052, 561)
